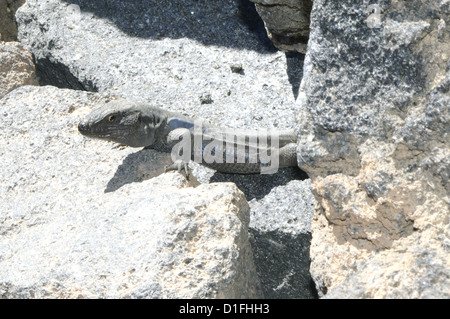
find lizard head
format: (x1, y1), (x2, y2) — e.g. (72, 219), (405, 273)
(78, 99), (164, 147)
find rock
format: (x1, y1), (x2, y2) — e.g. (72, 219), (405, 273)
(0, 0), (26, 41)
(194, 166), (317, 298)
(0, 41), (38, 99)
(249, 179), (314, 235)
(251, 0), (312, 53)
(15, 0), (299, 130)
(297, 0), (450, 297)
(0, 86), (262, 298)
(248, 179), (317, 298)
(322, 231), (450, 299)
(15, 0), (316, 298)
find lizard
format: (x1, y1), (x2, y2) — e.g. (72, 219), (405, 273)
(78, 99), (299, 175)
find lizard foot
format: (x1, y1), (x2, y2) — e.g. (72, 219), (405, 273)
(164, 159), (190, 179)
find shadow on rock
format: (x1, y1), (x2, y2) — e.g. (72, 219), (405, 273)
(210, 167), (309, 201)
(106, 147), (309, 198)
(105, 149), (172, 193)
(249, 229), (318, 299)
(285, 51), (305, 100)
(61, 0), (276, 53)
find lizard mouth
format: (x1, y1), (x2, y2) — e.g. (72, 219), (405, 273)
(77, 121), (130, 145)
(78, 121), (108, 138)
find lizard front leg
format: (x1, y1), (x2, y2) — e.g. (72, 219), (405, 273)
(163, 128), (192, 178)
(164, 159), (190, 178)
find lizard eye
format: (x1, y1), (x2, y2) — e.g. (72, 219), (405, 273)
(108, 115), (116, 122)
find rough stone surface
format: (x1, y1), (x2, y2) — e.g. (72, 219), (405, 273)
(252, 0), (312, 53)
(15, 0), (299, 130)
(249, 179), (316, 298)
(0, 86), (262, 299)
(298, 0), (450, 297)
(14, 0), (316, 298)
(0, 40), (38, 99)
(0, 0), (26, 41)
(192, 167), (317, 298)
(191, 168), (317, 298)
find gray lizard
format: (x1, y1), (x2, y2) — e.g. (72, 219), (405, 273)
(78, 99), (298, 174)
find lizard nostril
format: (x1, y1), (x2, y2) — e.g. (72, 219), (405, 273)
(78, 121), (88, 133)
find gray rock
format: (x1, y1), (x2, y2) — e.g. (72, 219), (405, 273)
(196, 169), (317, 298)
(298, 0), (450, 297)
(249, 179), (314, 235)
(14, 0), (316, 298)
(0, 86), (262, 298)
(251, 0), (312, 53)
(248, 179), (317, 298)
(15, 0), (299, 130)
(200, 171), (317, 298)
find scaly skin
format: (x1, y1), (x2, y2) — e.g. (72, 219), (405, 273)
(78, 99), (298, 174)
